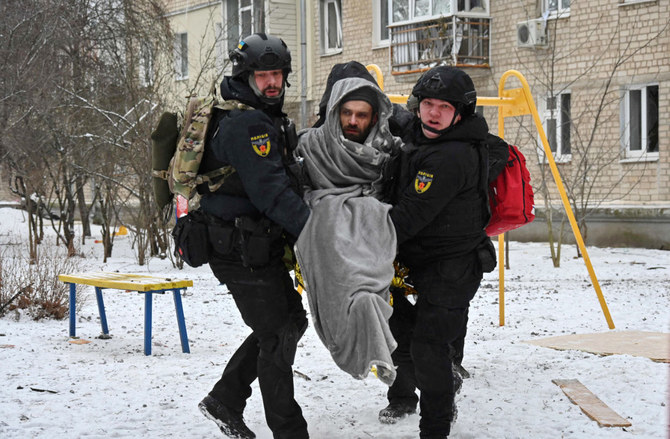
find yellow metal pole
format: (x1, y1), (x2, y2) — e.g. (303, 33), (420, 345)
(498, 70), (615, 329)
(367, 64), (385, 91)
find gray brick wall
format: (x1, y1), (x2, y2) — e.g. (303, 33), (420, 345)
(310, 0), (669, 205)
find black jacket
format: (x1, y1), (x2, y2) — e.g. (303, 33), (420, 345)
(390, 114), (491, 266)
(198, 77), (310, 239)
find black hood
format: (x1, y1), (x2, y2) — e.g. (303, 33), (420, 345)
(220, 76), (286, 116)
(313, 61), (378, 128)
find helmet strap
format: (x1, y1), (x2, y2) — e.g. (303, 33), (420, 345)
(420, 121), (452, 137)
(248, 74), (285, 105)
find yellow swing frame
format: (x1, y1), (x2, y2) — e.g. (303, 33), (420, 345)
(367, 65), (615, 329)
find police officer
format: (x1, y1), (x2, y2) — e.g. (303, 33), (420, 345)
(380, 66), (496, 438)
(196, 33), (310, 439)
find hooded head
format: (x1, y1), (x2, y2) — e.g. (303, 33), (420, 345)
(314, 61), (378, 128)
(325, 77), (391, 145)
(339, 87), (380, 143)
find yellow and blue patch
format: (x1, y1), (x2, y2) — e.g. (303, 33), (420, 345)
(251, 133), (271, 157)
(414, 171), (433, 193)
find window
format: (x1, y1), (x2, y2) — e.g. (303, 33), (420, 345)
(226, 0), (265, 53)
(174, 33), (188, 80)
(320, 0), (342, 54)
(543, 91), (571, 158)
(622, 84), (659, 159)
(389, 0), (488, 24)
(240, 0), (265, 38)
(139, 42), (154, 87)
(542, 0), (570, 18)
(373, 0), (390, 46)
(388, 0), (490, 73)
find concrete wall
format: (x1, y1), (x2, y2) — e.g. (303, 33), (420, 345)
(508, 207), (670, 250)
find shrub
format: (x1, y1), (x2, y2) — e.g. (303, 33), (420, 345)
(0, 235), (84, 320)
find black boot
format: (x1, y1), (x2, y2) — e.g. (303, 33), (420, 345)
(378, 403), (417, 424)
(199, 395), (256, 439)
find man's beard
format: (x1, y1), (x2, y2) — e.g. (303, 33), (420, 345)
(261, 86), (282, 97)
(343, 125), (370, 143)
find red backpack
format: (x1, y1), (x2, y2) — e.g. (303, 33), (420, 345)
(485, 144), (535, 236)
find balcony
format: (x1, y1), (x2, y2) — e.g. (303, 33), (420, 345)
(390, 16), (490, 75)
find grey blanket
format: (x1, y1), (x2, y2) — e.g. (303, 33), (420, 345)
(294, 77), (402, 385)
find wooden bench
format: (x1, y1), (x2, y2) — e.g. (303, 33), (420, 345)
(58, 272), (193, 355)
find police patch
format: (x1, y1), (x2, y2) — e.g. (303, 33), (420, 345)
(250, 133), (271, 157)
(414, 171), (433, 194)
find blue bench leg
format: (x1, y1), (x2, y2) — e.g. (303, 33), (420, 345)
(172, 288), (190, 353)
(144, 292), (153, 355)
(69, 283), (76, 337)
(95, 287), (109, 335)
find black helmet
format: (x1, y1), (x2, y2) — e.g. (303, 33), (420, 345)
(229, 33), (292, 80)
(411, 66), (477, 115)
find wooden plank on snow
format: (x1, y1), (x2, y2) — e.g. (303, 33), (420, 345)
(552, 379), (631, 427)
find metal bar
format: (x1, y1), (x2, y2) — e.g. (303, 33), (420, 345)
(172, 289), (190, 354)
(69, 283), (76, 337)
(95, 287), (109, 335)
(144, 292), (153, 355)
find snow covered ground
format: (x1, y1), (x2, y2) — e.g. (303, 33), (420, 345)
(0, 206), (668, 438)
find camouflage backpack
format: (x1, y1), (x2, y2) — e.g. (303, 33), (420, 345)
(151, 95), (254, 211)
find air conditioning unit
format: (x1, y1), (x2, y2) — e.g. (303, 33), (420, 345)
(516, 19), (548, 48)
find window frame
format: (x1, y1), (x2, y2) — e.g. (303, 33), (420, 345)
(373, 0), (390, 48)
(389, 0), (489, 26)
(542, 0), (570, 19)
(320, 0), (343, 55)
(226, 0), (265, 55)
(620, 83), (659, 161)
(174, 32), (188, 81)
(540, 90), (572, 162)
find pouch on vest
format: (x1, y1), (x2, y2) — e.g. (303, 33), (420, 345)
(208, 221), (236, 256)
(172, 210), (211, 267)
(170, 96), (218, 199)
(235, 216), (283, 268)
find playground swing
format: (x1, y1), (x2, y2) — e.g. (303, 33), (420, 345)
(367, 64), (615, 330)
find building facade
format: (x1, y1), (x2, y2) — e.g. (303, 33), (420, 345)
(162, 0), (313, 119)
(157, 0), (669, 247)
(308, 0), (669, 248)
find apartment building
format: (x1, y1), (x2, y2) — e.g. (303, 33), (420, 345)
(157, 0), (668, 247)
(309, 0), (669, 247)
(161, 0), (313, 119)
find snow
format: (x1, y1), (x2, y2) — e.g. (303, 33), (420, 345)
(0, 206), (668, 439)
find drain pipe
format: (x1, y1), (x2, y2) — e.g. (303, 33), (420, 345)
(300, 0), (308, 128)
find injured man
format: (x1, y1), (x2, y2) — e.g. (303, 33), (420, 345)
(294, 75), (403, 386)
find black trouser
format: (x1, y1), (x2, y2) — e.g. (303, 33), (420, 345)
(387, 251), (482, 438)
(208, 252), (309, 439)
